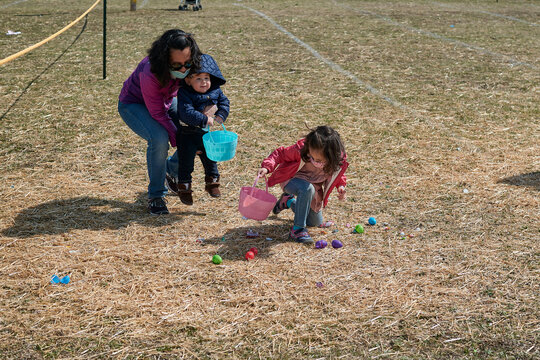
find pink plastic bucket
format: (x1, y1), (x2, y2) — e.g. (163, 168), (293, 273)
(238, 175), (277, 221)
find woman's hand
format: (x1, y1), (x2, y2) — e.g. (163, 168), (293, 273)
(337, 185), (346, 201)
(257, 168), (268, 178)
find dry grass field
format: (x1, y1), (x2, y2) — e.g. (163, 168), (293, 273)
(0, 0), (538, 358)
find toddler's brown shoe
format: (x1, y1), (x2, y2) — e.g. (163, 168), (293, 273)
(178, 183), (193, 205)
(205, 176), (221, 198)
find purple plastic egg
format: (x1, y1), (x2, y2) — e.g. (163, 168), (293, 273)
(315, 240), (328, 249)
(331, 239), (343, 249)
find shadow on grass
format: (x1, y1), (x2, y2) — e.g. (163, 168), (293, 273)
(2, 193), (206, 238)
(497, 171), (539, 191)
(200, 221), (313, 261)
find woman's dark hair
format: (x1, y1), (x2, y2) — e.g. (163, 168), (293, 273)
(300, 125), (345, 173)
(148, 29), (202, 87)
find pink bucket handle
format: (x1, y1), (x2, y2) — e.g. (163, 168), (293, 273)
(249, 174), (269, 196)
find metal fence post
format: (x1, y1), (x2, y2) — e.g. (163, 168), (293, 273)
(103, 0), (107, 79)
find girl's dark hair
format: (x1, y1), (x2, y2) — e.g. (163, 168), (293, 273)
(148, 29), (202, 87)
(300, 125), (345, 173)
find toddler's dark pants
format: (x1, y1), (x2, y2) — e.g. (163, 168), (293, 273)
(177, 127), (219, 183)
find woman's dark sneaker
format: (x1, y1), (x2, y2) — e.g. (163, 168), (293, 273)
(273, 193), (294, 215)
(165, 174), (179, 195)
(148, 197), (169, 215)
(289, 227), (313, 244)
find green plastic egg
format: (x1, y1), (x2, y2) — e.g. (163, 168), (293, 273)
(212, 255), (222, 264)
(355, 224), (364, 234)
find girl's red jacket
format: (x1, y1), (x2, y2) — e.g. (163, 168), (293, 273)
(261, 139), (348, 208)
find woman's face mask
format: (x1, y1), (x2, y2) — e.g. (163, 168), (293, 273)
(170, 69), (190, 79)
(308, 155), (326, 169)
(169, 47), (192, 79)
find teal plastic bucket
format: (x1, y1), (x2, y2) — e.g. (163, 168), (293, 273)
(202, 123), (238, 162)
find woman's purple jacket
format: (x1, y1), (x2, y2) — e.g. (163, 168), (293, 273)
(119, 56), (181, 147)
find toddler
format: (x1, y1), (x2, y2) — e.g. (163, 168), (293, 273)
(173, 54), (230, 205)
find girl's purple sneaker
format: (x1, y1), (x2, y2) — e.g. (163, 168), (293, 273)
(289, 227), (313, 244)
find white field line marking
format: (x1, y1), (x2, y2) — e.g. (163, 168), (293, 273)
(331, 0), (536, 69)
(476, 10), (538, 27)
(234, 3), (408, 111)
(139, 0), (149, 9)
(0, 0), (29, 9)
(432, 1), (539, 27)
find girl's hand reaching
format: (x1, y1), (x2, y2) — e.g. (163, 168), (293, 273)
(337, 186), (346, 201)
(257, 168), (268, 178)
(206, 116), (215, 127)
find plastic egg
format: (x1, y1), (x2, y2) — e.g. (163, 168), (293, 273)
(245, 251), (255, 260)
(331, 240), (343, 248)
(246, 229), (259, 238)
(315, 240), (328, 249)
(249, 247), (258, 256)
(368, 217), (377, 225)
(212, 255), (222, 264)
(355, 224), (364, 233)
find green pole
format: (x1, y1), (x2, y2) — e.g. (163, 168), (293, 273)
(103, 0), (107, 79)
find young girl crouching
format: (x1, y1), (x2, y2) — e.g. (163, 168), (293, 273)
(257, 125), (348, 244)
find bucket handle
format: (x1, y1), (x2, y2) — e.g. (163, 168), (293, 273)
(204, 123), (226, 144)
(249, 174), (269, 196)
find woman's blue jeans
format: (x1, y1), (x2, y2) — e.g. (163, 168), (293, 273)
(118, 100), (178, 199)
(283, 178), (323, 228)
